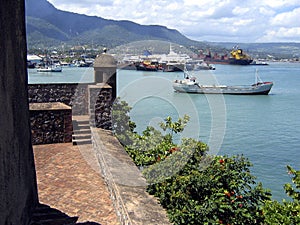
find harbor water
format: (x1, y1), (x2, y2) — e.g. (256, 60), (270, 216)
(28, 62), (300, 201)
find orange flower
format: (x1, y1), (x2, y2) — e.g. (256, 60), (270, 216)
(169, 147), (180, 153)
(224, 191), (231, 197)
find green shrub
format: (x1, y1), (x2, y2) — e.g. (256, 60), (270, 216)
(146, 155), (271, 225)
(263, 165), (300, 224)
(112, 99), (300, 225)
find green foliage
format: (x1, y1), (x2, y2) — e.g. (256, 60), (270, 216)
(147, 155), (271, 225)
(285, 165), (300, 201)
(123, 115), (194, 166)
(112, 99), (300, 225)
(160, 115), (190, 136)
(111, 98), (136, 146)
(263, 165), (300, 224)
(112, 100), (194, 166)
(142, 138), (208, 184)
(124, 126), (173, 166)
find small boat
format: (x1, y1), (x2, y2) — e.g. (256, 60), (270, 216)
(186, 60), (215, 70)
(173, 70), (273, 95)
(250, 60), (269, 66)
(37, 64), (62, 72)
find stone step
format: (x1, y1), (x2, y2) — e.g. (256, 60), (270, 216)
(75, 119), (90, 125)
(72, 134), (91, 140)
(72, 138), (92, 145)
(72, 129), (91, 135)
(72, 115), (89, 121)
(72, 115), (92, 146)
(73, 124), (91, 130)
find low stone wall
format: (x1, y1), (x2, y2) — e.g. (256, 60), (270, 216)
(28, 83), (114, 129)
(30, 103), (73, 145)
(91, 128), (171, 225)
(28, 83), (114, 144)
(28, 83), (91, 115)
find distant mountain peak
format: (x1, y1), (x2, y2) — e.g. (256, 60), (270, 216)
(25, 0), (199, 48)
(26, 0), (57, 17)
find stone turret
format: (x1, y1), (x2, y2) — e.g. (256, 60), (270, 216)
(93, 52), (117, 101)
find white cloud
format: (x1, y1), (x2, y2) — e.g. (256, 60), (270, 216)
(258, 27), (300, 42)
(47, 0), (300, 42)
(261, 0), (300, 9)
(232, 6), (250, 16)
(258, 7), (275, 16)
(271, 7), (300, 27)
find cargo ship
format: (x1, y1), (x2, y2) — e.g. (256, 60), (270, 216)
(204, 46), (253, 65)
(173, 70), (273, 95)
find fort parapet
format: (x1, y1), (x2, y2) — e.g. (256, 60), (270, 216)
(28, 53), (117, 145)
(29, 102), (73, 145)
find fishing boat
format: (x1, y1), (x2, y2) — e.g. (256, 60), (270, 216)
(173, 70), (273, 95)
(37, 64), (62, 72)
(186, 60), (215, 70)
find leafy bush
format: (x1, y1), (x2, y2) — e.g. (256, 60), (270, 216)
(263, 165), (300, 224)
(146, 155), (271, 225)
(112, 98), (136, 146)
(112, 99), (192, 166)
(112, 99), (300, 225)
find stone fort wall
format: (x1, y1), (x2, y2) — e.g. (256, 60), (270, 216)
(28, 83), (90, 115)
(28, 83), (113, 144)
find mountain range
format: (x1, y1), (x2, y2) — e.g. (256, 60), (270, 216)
(25, 0), (203, 49)
(25, 0), (300, 58)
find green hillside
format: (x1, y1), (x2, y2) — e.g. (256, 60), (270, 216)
(25, 0), (300, 59)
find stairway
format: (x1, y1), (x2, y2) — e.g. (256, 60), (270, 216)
(72, 115), (92, 145)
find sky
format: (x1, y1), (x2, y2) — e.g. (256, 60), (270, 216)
(47, 0), (300, 43)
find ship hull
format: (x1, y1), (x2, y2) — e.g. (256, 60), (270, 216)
(173, 81), (273, 95)
(136, 65), (158, 71)
(228, 58), (253, 65)
(204, 47), (253, 65)
(204, 58), (253, 65)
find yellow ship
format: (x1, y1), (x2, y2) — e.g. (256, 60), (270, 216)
(229, 46), (253, 65)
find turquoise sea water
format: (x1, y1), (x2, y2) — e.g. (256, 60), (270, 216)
(29, 62), (300, 200)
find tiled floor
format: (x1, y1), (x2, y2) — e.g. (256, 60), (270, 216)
(33, 143), (120, 225)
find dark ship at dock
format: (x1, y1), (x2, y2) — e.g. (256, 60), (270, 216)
(203, 46), (253, 65)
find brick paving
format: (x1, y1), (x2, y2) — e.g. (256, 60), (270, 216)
(33, 143), (120, 225)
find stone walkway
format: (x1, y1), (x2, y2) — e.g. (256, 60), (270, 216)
(33, 142), (120, 225)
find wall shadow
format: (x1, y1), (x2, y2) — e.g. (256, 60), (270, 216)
(30, 203), (102, 225)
